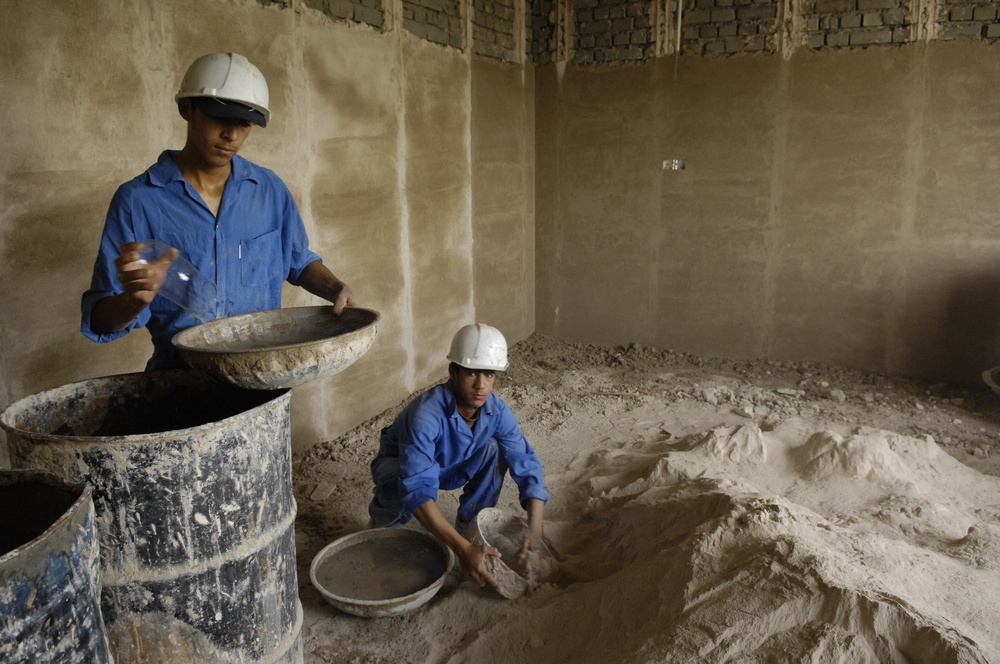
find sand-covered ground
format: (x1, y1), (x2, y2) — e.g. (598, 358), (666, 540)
(294, 334), (1000, 663)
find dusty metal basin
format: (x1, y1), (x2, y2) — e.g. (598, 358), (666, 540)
(469, 508), (531, 599)
(310, 528), (454, 618)
(172, 306), (379, 389)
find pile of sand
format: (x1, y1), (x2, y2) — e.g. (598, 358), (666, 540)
(295, 335), (1000, 663)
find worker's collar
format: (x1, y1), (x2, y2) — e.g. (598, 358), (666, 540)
(149, 150), (259, 188)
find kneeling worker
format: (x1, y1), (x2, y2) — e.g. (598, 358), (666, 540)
(368, 324), (549, 591)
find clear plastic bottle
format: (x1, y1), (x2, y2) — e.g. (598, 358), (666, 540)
(137, 240), (218, 320)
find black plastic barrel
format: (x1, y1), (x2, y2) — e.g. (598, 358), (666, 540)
(0, 469), (111, 663)
(0, 370), (303, 664)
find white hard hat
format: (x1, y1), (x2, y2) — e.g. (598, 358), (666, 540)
(175, 53), (271, 127)
(447, 324), (509, 371)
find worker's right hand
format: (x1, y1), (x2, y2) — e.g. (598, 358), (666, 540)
(115, 241), (179, 305)
(457, 541), (502, 592)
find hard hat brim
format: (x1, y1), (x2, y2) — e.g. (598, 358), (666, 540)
(190, 95), (267, 128)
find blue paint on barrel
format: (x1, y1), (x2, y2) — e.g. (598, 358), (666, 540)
(1, 370), (303, 663)
(0, 470), (112, 663)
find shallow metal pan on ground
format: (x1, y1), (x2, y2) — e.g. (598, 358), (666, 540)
(310, 528), (454, 618)
(172, 306), (379, 389)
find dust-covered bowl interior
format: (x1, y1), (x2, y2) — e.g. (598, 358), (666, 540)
(310, 528), (454, 618)
(171, 306), (379, 389)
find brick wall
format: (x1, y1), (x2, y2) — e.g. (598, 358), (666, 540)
(305, 0), (384, 29)
(938, 0), (1000, 39)
(303, 0), (1000, 64)
(805, 0), (910, 49)
(683, 0), (780, 54)
(473, 0), (519, 61)
(404, 0), (464, 47)
(529, 0), (557, 63)
(574, 0), (655, 62)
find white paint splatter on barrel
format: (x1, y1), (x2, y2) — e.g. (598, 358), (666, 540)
(0, 470), (111, 662)
(1, 370), (302, 664)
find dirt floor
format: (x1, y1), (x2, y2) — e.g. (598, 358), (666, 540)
(293, 333), (1000, 663)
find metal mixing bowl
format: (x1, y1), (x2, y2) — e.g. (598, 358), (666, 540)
(310, 528), (455, 618)
(171, 306), (379, 389)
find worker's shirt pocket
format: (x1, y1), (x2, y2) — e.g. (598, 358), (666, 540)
(240, 230), (281, 288)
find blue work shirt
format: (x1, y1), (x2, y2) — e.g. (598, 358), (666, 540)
(381, 383), (549, 513)
(81, 150), (321, 369)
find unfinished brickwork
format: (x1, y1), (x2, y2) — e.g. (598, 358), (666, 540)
(301, 0), (999, 62)
(473, 0), (519, 61)
(573, 0), (655, 62)
(305, 0), (385, 29)
(529, 0), (557, 63)
(682, 0), (780, 54)
(403, 0), (464, 47)
(804, 0), (911, 48)
(938, 0), (1000, 38)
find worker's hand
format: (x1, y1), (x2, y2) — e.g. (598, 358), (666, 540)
(457, 541), (502, 591)
(520, 498), (546, 556)
(519, 529), (545, 556)
(331, 282), (355, 316)
(115, 241), (179, 305)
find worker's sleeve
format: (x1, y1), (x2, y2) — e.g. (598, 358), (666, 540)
(493, 402), (549, 506)
(397, 408), (447, 513)
(80, 187), (152, 343)
(273, 177), (321, 286)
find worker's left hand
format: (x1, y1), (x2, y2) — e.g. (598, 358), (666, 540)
(332, 282), (355, 315)
(519, 529), (545, 556)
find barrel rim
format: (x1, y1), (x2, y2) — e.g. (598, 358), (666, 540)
(0, 370), (291, 445)
(0, 469), (93, 564)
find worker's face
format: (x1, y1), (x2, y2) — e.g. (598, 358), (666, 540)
(450, 366), (496, 413)
(179, 101), (253, 169)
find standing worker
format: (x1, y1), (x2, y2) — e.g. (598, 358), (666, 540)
(81, 52), (354, 370)
(368, 324), (549, 592)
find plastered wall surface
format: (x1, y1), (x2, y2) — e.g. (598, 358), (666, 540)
(472, 60), (536, 338)
(0, 0), (536, 452)
(535, 41), (1000, 384)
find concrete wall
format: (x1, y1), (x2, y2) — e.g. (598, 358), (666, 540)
(535, 41), (1000, 385)
(0, 0), (536, 453)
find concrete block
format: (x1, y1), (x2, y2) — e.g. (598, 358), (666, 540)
(813, 0), (856, 13)
(840, 12), (862, 27)
(973, 5), (998, 21)
(937, 23), (982, 38)
(578, 18), (612, 34)
(948, 5), (975, 21)
(849, 26), (892, 43)
(862, 12), (884, 26)
(737, 5), (777, 20)
(685, 9), (714, 23)
(826, 29), (850, 45)
(857, 0), (899, 9)
(883, 8), (907, 24)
